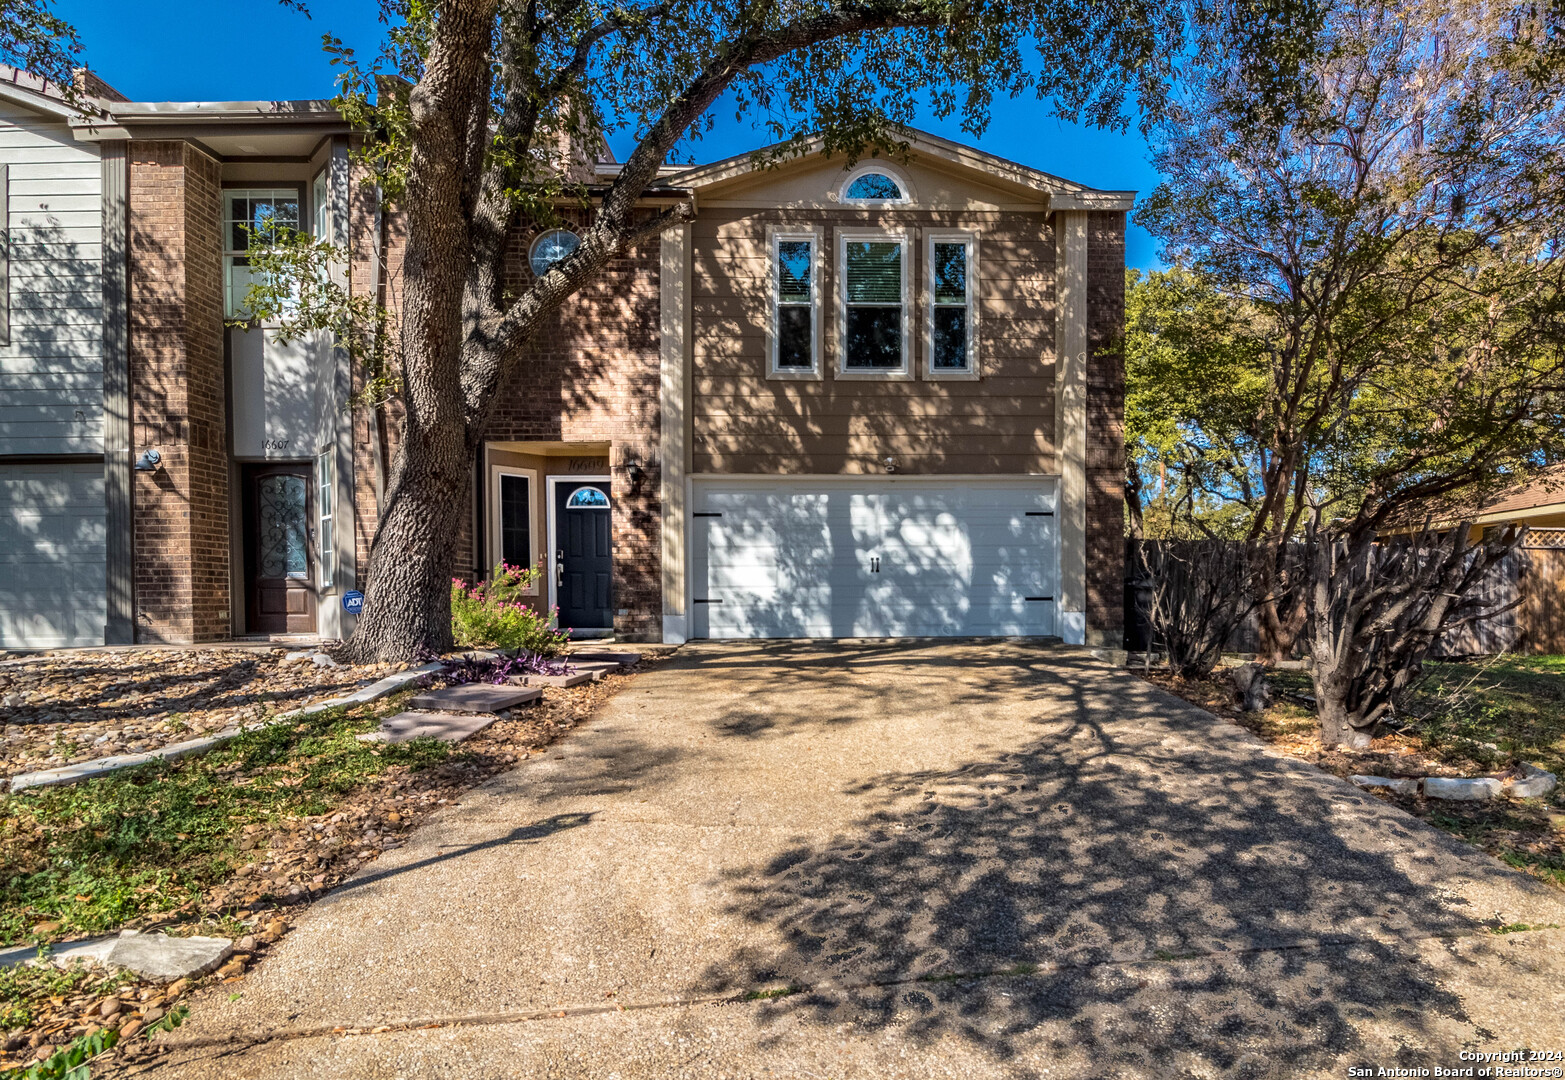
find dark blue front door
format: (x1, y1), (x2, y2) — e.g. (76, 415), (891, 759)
(555, 481), (613, 630)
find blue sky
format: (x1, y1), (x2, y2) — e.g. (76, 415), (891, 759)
(62, 0), (1164, 267)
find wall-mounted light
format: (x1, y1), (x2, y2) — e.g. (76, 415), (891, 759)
(883, 456), (898, 474)
(625, 460), (646, 491)
(134, 448), (162, 472)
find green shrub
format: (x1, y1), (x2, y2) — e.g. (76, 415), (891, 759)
(450, 563), (570, 656)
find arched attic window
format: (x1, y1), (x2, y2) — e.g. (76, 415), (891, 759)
(839, 165), (911, 204)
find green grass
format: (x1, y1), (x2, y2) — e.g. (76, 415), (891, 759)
(0, 702), (451, 945)
(1410, 657), (1565, 779)
(744, 986), (801, 1001)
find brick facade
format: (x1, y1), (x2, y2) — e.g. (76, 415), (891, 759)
(472, 213), (664, 642)
(127, 141), (228, 643)
(1085, 211), (1127, 645)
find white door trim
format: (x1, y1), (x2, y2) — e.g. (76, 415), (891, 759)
(545, 473), (612, 619)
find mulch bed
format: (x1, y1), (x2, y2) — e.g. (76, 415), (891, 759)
(0, 653), (663, 1075)
(0, 647), (400, 782)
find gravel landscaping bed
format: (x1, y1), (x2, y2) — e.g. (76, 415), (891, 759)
(0, 652), (664, 1075)
(0, 648), (406, 781)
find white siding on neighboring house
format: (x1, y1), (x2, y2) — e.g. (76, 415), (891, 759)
(0, 100), (103, 456)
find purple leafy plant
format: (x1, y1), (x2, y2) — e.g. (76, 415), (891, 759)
(443, 652), (575, 686)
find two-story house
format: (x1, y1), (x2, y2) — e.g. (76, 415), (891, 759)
(0, 69), (1130, 650)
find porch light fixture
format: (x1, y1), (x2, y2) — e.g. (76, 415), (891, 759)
(625, 460), (646, 491)
(134, 448), (162, 472)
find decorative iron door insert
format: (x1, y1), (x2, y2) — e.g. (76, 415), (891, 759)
(244, 464), (317, 634)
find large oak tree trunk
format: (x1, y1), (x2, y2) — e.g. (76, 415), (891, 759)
(347, 0), (497, 663)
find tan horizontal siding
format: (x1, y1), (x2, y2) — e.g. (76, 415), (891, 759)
(690, 205), (1057, 476)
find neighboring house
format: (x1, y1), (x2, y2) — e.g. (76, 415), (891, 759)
(0, 68), (1132, 650)
(1467, 465), (1565, 539)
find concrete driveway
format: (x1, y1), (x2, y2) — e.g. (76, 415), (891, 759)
(151, 642), (1565, 1079)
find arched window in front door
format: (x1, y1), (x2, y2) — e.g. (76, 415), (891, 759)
(566, 486), (610, 509)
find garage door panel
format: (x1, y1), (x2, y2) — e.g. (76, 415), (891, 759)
(692, 478), (1056, 640)
(0, 462), (105, 647)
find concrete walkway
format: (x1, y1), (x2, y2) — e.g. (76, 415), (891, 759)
(150, 642), (1565, 1079)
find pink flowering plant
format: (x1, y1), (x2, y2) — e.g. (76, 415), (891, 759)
(450, 562), (570, 656)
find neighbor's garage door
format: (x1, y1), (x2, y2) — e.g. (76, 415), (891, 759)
(0, 462), (105, 647)
(691, 477), (1057, 639)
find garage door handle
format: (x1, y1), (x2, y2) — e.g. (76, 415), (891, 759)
(871, 556), (880, 573)
(1025, 596), (1054, 602)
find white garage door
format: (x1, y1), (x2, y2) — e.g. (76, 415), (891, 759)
(691, 477), (1057, 639)
(0, 462), (106, 647)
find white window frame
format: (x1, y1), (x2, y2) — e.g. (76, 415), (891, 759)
(924, 230), (981, 380)
(312, 168), (331, 243)
(836, 227), (913, 380)
(766, 226), (823, 380)
(316, 449), (335, 589)
(488, 463), (540, 594)
(837, 162), (914, 205)
(222, 187), (303, 320)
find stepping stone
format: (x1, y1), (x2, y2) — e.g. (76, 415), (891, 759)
(507, 672), (595, 688)
(408, 683), (542, 714)
(569, 661), (623, 680)
(567, 650), (641, 667)
(368, 710), (506, 745)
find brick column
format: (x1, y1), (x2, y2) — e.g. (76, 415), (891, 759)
(1085, 211), (1127, 647)
(128, 141), (228, 643)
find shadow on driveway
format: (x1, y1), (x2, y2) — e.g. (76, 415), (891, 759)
(677, 642), (1534, 1072)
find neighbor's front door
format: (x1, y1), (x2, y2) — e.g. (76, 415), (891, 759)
(554, 480), (612, 631)
(244, 464), (316, 634)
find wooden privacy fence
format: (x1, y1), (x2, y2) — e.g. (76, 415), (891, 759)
(1124, 533), (1565, 658)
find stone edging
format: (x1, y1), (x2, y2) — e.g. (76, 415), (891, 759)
(1351, 763), (1558, 802)
(4, 663), (446, 794)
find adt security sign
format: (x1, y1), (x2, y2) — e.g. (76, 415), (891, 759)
(342, 590), (365, 615)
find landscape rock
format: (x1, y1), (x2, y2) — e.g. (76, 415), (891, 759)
(310, 653), (339, 668)
(100, 932), (233, 983)
(1507, 763), (1558, 799)
(1424, 776), (1504, 801)
(1350, 774), (1420, 796)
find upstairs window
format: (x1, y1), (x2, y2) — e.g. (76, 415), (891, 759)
(839, 231), (910, 375)
(771, 232), (819, 376)
(224, 189), (300, 319)
(840, 165), (911, 204)
(927, 232), (979, 377)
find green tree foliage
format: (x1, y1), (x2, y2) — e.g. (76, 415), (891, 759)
(1134, 0), (1565, 741)
(0, 0), (82, 97)
(1123, 266), (1268, 539)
